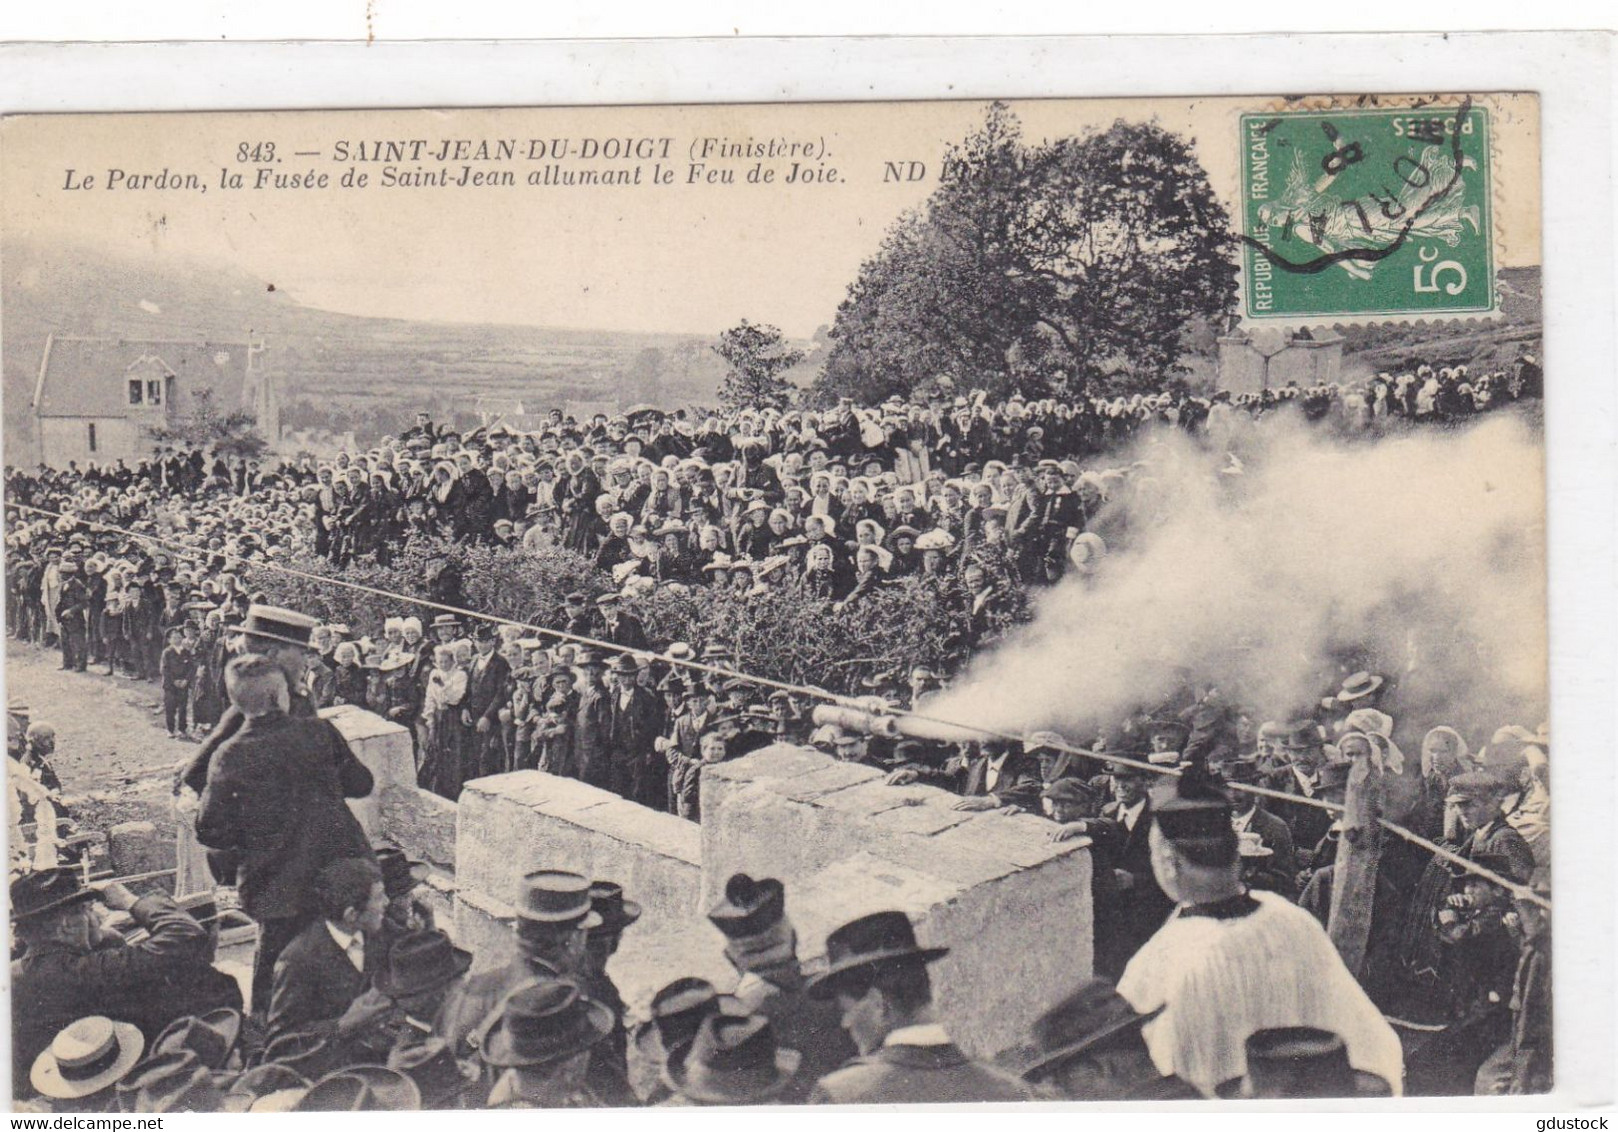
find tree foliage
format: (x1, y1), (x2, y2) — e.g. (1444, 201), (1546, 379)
(146, 388), (269, 460)
(814, 103), (1238, 404)
(713, 320), (806, 412)
(250, 534), (1030, 696)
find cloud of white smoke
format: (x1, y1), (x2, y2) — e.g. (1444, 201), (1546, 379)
(931, 410), (1548, 746)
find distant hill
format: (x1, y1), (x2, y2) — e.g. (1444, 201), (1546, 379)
(1, 236), (744, 455)
(1335, 265), (1542, 376)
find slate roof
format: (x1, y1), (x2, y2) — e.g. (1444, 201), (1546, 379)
(32, 335), (251, 419)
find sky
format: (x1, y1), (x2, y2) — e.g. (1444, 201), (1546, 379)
(2, 95), (1539, 339)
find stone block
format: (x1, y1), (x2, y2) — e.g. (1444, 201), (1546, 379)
(457, 772), (702, 932)
(322, 705), (415, 841)
(380, 784), (457, 872)
(108, 820), (171, 885)
(436, 740), (1094, 1064)
(768, 760), (884, 801)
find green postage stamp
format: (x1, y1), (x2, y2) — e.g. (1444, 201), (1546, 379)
(1241, 101), (1494, 322)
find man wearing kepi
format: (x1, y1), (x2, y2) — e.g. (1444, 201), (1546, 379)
(806, 910), (1034, 1104)
(1116, 769), (1404, 1097)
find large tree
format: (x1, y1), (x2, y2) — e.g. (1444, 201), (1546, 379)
(713, 319), (806, 412)
(145, 388), (269, 459)
(814, 104), (1237, 403)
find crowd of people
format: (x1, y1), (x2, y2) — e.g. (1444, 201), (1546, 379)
(7, 620), (1551, 1109)
(6, 359), (1551, 1109)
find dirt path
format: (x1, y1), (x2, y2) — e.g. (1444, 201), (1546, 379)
(5, 639), (190, 835)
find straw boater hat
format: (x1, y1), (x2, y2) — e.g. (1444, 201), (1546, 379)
(233, 604), (319, 649)
(31, 1016), (145, 1100)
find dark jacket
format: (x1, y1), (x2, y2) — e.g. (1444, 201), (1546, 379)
(461, 650), (511, 732)
(266, 917), (385, 1039)
(810, 1039), (1035, 1105)
(195, 712), (375, 922)
(730, 963), (858, 1104)
(573, 683), (614, 789)
(11, 895), (213, 1094)
(956, 748), (1044, 813)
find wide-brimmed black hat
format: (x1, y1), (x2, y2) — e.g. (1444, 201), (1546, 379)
(806, 911), (949, 998)
(373, 843), (428, 900)
(667, 1013), (801, 1105)
(11, 866), (98, 922)
(478, 980), (615, 1069)
(631, 978), (727, 1064)
(373, 930), (473, 999)
(1214, 1027), (1392, 1099)
(1015, 980), (1165, 1080)
(386, 1038), (478, 1107)
(114, 1049), (223, 1113)
(587, 881), (642, 935)
(294, 1065), (422, 1111)
(150, 1008), (242, 1070)
(233, 604), (318, 649)
(706, 873), (785, 940)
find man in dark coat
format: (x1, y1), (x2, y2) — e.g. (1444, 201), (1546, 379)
(1222, 759), (1298, 893)
(571, 651), (614, 790)
(591, 594), (648, 651)
(806, 910), (1034, 1104)
(606, 654), (666, 805)
(266, 856), (391, 1042)
(435, 869), (633, 1105)
(54, 557), (90, 672)
(195, 653), (376, 1017)
(460, 625), (511, 780)
(708, 873), (858, 1103)
(1090, 760), (1175, 979)
(10, 870), (231, 1097)
(890, 738), (1043, 815)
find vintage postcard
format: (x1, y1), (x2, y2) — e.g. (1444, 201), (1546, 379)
(2, 92), (1551, 1111)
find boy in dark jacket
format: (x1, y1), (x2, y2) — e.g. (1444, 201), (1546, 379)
(159, 626), (195, 738)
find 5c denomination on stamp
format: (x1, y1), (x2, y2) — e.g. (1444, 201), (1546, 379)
(1241, 99), (1494, 322)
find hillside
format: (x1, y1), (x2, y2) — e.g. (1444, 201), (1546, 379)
(1, 237), (741, 454)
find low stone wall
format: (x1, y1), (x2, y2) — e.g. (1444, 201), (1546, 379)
(450, 771), (729, 1001)
(342, 718), (1095, 1061)
(702, 745), (1093, 1058)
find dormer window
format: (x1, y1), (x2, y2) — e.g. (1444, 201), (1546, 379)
(147, 379), (162, 405)
(128, 379), (144, 405)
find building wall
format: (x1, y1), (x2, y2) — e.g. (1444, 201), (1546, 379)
(37, 416), (144, 466)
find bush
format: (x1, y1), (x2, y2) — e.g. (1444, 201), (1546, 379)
(250, 534), (1030, 695)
